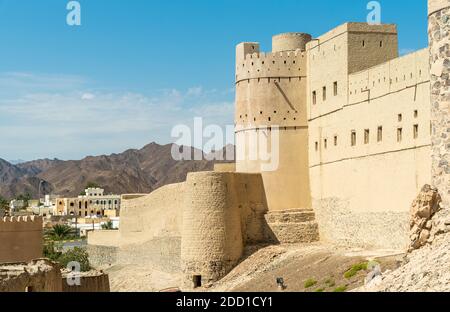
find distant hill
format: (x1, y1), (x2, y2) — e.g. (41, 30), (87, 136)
(0, 143), (234, 199)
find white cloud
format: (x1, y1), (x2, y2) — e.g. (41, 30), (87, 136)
(0, 72), (235, 160)
(81, 93), (95, 100)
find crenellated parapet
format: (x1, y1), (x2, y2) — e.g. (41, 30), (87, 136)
(0, 216), (43, 264)
(236, 50), (307, 83)
(0, 216), (43, 232)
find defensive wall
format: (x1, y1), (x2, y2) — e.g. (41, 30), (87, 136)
(308, 49), (431, 250)
(0, 216), (43, 264)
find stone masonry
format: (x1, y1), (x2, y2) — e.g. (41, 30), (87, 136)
(429, 0), (450, 208)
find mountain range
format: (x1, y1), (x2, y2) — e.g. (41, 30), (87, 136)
(0, 143), (234, 199)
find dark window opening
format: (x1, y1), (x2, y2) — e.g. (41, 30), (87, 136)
(25, 286), (34, 292)
(351, 131), (357, 147)
(414, 124), (419, 139)
(193, 275), (202, 288)
(397, 128), (403, 142)
(364, 129), (370, 144)
(377, 127), (383, 142)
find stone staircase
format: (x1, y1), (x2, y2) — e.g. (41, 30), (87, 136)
(265, 209), (319, 244)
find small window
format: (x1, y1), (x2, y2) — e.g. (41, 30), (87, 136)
(398, 114), (403, 122)
(380, 41), (383, 47)
(334, 136), (338, 146)
(315, 142), (319, 151)
(413, 124), (419, 139)
(333, 82), (338, 96)
(312, 91), (317, 105)
(323, 87), (327, 101)
(397, 128), (403, 142)
(362, 40), (365, 47)
(377, 126), (383, 142)
(414, 110), (418, 118)
(351, 131), (357, 147)
(193, 275), (202, 288)
(364, 129), (370, 144)
(324, 139), (328, 149)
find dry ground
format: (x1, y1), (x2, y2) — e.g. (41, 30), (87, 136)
(105, 243), (403, 292)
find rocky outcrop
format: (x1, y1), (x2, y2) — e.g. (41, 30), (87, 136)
(409, 185), (442, 251)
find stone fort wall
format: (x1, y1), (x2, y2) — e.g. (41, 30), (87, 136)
(0, 216), (43, 264)
(306, 24), (432, 250)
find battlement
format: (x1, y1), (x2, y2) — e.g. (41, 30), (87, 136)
(236, 50), (307, 82)
(307, 22), (397, 50)
(0, 216), (43, 231)
(1, 216), (41, 223)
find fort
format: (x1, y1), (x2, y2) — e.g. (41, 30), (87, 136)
(87, 0), (450, 291)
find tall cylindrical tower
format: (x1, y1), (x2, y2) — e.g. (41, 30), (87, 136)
(180, 172), (243, 288)
(429, 0), (450, 207)
(272, 32), (312, 52)
(235, 33), (313, 212)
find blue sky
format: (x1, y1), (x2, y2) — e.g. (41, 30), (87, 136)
(0, 0), (428, 161)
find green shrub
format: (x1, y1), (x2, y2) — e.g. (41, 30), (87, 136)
(43, 241), (62, 261)
(58, 247), (91, 272)
(344, 262), (368, 279)
(304, 278), (317, 289)
(315, 288), (325, 292)
(333, 286), (348, 292)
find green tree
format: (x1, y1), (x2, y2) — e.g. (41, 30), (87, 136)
(45, 224), (73, 241)
(58, 247), (91, 272)
(101, 220), (114, 230)
(0, 196), (9, 215)
(85, 182), (100, 189)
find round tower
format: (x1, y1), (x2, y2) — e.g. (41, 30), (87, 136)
(235, 33), (313, 212)
(180, 172), (243, 289)
(272, 32), (312, 52)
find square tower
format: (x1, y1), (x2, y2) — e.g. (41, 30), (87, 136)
(306, 22), (398, 120)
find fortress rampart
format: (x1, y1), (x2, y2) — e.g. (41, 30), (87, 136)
(88, 4), (446, 289)
(0, 216), (43, 264)
(306, 25), (431, 249)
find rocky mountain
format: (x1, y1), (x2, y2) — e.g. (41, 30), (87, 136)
(0, 143), (234, 199)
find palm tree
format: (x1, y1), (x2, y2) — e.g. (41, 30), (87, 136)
(46, 224), (73, 241)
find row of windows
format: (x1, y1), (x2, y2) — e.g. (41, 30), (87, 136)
(239, 110), (299, 122)
(68, 210), (107, 217)
(242, 59), (299, 67)
(350, 72), (425, 95)
(65, 200), (119, 208)
(312, 82), (338, 104)
(311, 40), (384, 60)
(315, 124), (422, 151)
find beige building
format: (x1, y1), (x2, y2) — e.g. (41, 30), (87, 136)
(56, 188), (121, 217)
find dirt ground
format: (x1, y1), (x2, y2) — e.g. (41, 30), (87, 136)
(105, 243), (404, 292)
